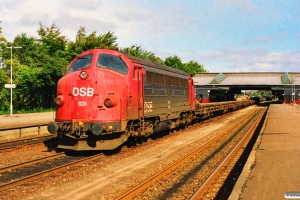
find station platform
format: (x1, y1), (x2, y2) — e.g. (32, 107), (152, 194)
(230, 104), (300, 200)
(0, 112), (55, 128)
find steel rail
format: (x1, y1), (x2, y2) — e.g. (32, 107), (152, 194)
(0, 135), (54, 151)
(189, 108), (265, 199)
(0, 134), (51, 145)
(0, 152), (102, 192)
(115, 108), (257, 200)
(0, 152), (66, 173)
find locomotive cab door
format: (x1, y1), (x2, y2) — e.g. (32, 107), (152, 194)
(137, 66), (145, 118)
(127, 65), (145, 119)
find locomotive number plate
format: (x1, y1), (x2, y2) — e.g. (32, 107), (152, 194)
(78, 101), (87, 106)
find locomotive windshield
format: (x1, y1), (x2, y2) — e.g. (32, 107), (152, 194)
(67, 54), (93, 74)
(97, 54), (128, 74)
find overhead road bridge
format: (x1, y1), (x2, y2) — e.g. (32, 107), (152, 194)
(193, 72), (300, 103)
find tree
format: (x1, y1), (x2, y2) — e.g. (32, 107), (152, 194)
(183, 60), (207, 76)
(14, 65), (41, 110)
(12, 33), (42, 67)
(164, 55), (184, 71)
(67, 27), (118, 58)
(122, 46), (207, 76)
(0, 21), (7, 55)
(97, 31), (118, 49)
(0, 21), (209, 113)
(37, 23), (68, 56)
(0, 21), (8, 98)
(0, 67), (9, 113)
(0, 22), (12, 112)
(121, 45), (164, 64)
(0, 21), (7, 56)
(67, 26), (87, 58)
(0, 27), (69, 112)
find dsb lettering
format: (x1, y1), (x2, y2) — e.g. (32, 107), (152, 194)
(72, 87), (94, 96)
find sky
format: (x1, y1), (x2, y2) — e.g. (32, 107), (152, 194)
(1, 0), (300, 73)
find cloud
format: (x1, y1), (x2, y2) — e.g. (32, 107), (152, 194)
(297, 33), (300, 42)
(1, 0), (299, 75)
(63, 0), (101, 11)
(1, 0), (117, 41)
(216, 0), (257, 11)
(53, 11), (117, 40)
(111, 2), (196, 37)
(243, 36), (273, 45)
(198, 48), (300, 72)
(18, 13), (53, 27)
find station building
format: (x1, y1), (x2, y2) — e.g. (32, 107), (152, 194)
(193, 72), (300, 104)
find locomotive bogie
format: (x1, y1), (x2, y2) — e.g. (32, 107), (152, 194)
(57, 131), (130, 151)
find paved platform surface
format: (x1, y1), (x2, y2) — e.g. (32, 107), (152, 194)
(0, 112), (55, 128)
(230, 104), (300, 200)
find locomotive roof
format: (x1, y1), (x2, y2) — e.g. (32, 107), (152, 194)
(121, 53), (189, 77)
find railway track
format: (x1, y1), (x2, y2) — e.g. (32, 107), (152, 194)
(115, 106), (267, 199)
(0, 135), (55, 151)
(191, 106), (266, 199)
(0, 105), (266, 199)
(0, 151), (102, 192)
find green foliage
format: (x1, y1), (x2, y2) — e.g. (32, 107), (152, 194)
(248, 90), (272, 98)
(14, 65), (41, 109)
(120, 45), (164, 64)
(0, 69), (9, 112)
(67, 26), (118, 58)
(0, 21), (7, 51)
(37, 23), (68, 56)
(0, 24), (70, 113)
(12, 33), (43, 67)
(164, 55), (184, 71)
(0, 22), (208, 114)
(121, 46), (206, 76)
(183, 60), (207, 76)
(0, 21), (7, 74)
(97, 31), (118, 49)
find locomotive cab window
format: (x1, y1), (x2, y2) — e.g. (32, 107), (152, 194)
(97, 54), (128, 74)
(67, 54), (93, 74)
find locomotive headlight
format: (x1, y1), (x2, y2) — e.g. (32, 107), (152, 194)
(54, 95), (64, 106)
(104, 98), (113, 107)
(104, 95), (119, 107)
(79, 70), (88, 79)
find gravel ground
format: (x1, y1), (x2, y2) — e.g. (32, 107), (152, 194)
(0, 106), (256, 200)
(0, 143), (57, 167)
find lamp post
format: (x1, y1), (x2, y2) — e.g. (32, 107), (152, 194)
(6, 46), (22, 116)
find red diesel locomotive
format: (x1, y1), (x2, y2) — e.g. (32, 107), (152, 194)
(47, 49), (196, 150)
